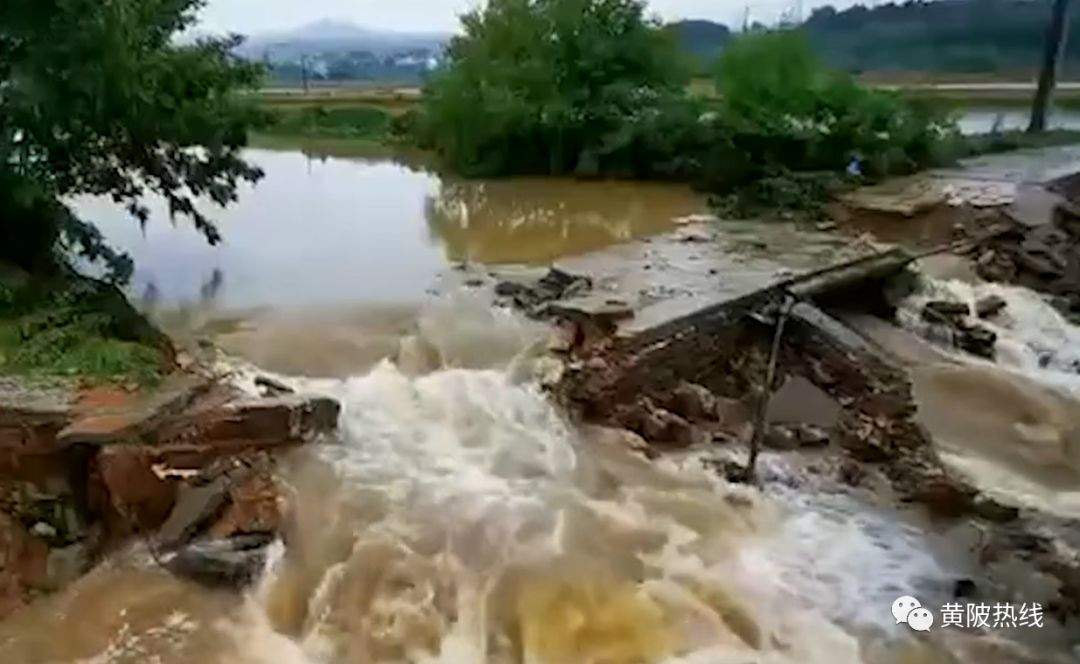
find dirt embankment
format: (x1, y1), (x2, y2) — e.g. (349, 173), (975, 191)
(0, 353), (339, 619)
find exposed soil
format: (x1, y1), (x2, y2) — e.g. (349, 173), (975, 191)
(0, 359), (339, 619)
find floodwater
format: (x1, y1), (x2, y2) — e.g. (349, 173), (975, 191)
(891, 275), (1080, 519)
(4, 302), (1074, 663)
(957, 106), (1080, 135)
(75, 147), (706, 375)
(76, 148), (707, 312)
(33, 142), (1080, 663)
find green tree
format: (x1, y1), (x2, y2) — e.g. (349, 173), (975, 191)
(0, 0), (266, 279)
(713, 30), (953, 178)
(416, 0), (691, 177)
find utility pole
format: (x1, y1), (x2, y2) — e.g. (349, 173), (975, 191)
(1029, 0), (1072, 132)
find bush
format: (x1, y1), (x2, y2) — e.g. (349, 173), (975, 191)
(710, 171), (844, 220)
(416, 0), (693, 177)
(414, 8), (959, 216)
(712, 30), (958, 180)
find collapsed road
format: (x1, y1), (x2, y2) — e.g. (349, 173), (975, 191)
(483, 148), (1080, 657)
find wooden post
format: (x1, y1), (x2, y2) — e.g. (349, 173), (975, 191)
(1030, 0), (1072, 133)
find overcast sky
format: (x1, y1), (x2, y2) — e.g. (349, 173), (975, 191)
(198, 0), (855, 36)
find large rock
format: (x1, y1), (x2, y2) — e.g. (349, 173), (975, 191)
(670, 382), (719, 420)
(614, 398), (708, 448)
(975, 295), (1007, 319)
(209, 474), (286, 539)
(162, 534), (273, 590)
(495, 268), (592, 316)
(956, 325), (997, 360)
(921, 300), (970, 323)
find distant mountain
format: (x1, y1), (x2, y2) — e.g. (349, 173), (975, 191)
(668, 19), (732, 60)
(236, 19), (450, 62)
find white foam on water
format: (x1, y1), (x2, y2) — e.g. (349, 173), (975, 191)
(896, 274), (1080, 519)
(3, 299), (1056, 663)
(896, 276), (1080, 393)
(235, 345), (971, 663)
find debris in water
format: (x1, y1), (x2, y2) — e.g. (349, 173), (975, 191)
(975, 294), (1008, 319)
(495, 268), (593, 316)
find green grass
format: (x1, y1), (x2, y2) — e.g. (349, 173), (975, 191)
(248, 133), (398, 159)
(260, 105), (394, 140)
(0, 271), (166, 386)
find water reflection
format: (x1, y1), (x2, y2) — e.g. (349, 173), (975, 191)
(425, 178), (705, 265)
(77, 149), (706, 312)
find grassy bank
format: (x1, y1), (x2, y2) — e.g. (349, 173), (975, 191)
(0, 266), (170, 385)
(253, 95), (406, 156)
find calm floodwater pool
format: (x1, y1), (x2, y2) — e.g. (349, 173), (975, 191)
(75, 148), (707, 312)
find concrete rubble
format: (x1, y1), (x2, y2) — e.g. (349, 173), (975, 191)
(0, 370), (339, 616)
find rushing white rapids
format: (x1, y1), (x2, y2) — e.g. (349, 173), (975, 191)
(892, 274), (1080, 519)
(0, 300), (1072, 663)
(895, 276), (1080, 391)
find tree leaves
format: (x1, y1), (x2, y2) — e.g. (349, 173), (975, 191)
(1, 0), (267, 278)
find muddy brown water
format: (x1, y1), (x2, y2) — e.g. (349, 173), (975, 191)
(74, 147), (707, 376)
(76, 148), (707, 312)
(31, 145), (1080, 662)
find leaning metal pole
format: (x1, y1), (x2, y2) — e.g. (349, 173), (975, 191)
(1030, 0), (1072, 133)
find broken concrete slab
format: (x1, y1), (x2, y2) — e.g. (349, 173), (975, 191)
(56, 373), (210, 447)
(178, 394), (341, 445)
(551, 219), (886, 343)
(156, 476), (233, 549)
(840, 176), (949, 217)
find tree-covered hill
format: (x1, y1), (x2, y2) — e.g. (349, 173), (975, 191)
(668, 19), (733, 60)
(674, 0), (1072, 75)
